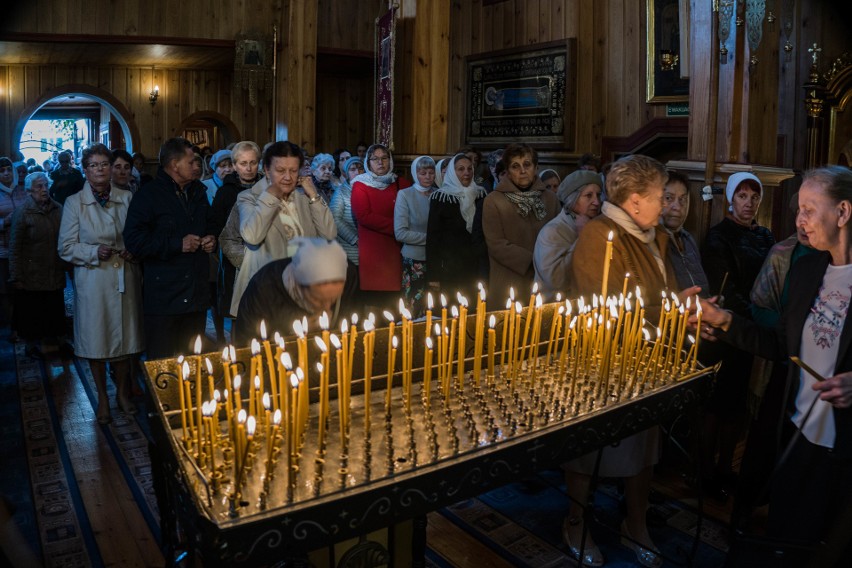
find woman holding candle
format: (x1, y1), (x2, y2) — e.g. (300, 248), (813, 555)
(426, 153), (488, 301)
(695, 166), (852, 565)
(698, 172), (775, 499)
(482, 144), (560, 308)
(533, 170), (604, 301)
(58, 145), (144, 424)
(351, 144), (412, 310)
(567, 155), (695, 567)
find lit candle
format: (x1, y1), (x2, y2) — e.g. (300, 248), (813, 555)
(316, 362), (327, 449)
(253, 375), (261, 425)
(487, 315), (496, 378)
(386, 335), (398, 413)
(203, 402), (215, 472)
(288, 373), (299, 460)
(222, 388), (233, 445)
(228, 345), (238, 379)
(601, 231), (614, 299)
(446, 307), (458, 392)
(221, 347), (231, 387)
(472, 286), (487, 384)
(262, 392), (271, 445)
(545, 305), (565, 367)
(331, 333), (346, 444)
(348, 314), (359, 384)
(383, 310), (396, 360)
(193, 337), (204, 454)
(178, 358), (189, 448)
(440, 293), (448, 345)
(500, 298), (511, 372)
(233, 374), (243, 415)
(456, 293), (468, 388)
(434, 324), (444, 386)
(425, 292), (434, 338)
(362, 318), (375, 433)
(205, 358), (215, 400)
(235, 409), (246, 482)
(314, 336), (330, 431)
(692, 299), (703, 371)
(267, 408), (281, 480)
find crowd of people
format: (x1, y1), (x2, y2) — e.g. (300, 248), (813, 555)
(1, 135), (851, 565)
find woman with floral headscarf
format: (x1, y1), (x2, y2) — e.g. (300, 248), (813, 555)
(482, 143), (559, 307)
(426, 153), (488, 300)
(350, 144), (411, 308)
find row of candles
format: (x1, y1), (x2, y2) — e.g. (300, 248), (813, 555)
(168, 273), (703, 503)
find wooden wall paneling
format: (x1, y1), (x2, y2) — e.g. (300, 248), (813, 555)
(24, 67), (39, 107)
(285, 0), (318, 151)
(412, 6), (431, 152)
(470, 0), (482, 54)
(66, 0), (82, 35)
(8, 67), (26, 138)
(513, 0), (527, 46)
(574, 0), (595, 153)
(538, 0), (553, 43)
(395, 7), (415, 153)
(428, 1), (451, 152)
(687, 0), (712, 161)
(746, 29), (780, 165)
(551, 0), (566, 40)
(590, 0), (608, 153)
(502, 2), (515, 49)
(606, 1), (625, 137)
(623, 0), (644, 135)
(481, 2), (494, 52)
(447, 0), (470, 152)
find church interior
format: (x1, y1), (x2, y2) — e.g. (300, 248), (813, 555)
(2, 1), (852, 566)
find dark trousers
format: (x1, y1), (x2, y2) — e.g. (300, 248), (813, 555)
(144, 311), (207, 360)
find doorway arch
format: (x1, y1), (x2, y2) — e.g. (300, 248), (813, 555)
(13, 84), (140, 156)
(174, 111), (241, 150)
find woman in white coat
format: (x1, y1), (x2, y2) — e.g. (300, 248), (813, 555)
(59, 144), (143, 424)
(229, 141), (337, 327)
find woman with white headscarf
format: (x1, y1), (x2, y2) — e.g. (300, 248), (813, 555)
(426, 153), (488, 299)
(394, 155), (435, 316)
(350, 144), (412, 308)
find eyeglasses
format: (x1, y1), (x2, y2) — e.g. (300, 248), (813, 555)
(86, 161), (111, 170)
(369, 156), (390, 163)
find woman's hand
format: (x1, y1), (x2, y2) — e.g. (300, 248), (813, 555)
(688, 296), (731, 341)
(813, 371), (852, 409)
(97, 244), (114, 261)
(299, 176), (318, 199)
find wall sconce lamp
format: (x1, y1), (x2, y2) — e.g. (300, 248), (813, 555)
(149, 85), (159, 105)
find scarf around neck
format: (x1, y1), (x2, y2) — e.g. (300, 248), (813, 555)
(602, 201), (666, 282)
(504, 188), (547, 220)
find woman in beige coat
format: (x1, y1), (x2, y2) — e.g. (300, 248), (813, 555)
(59, 144), (143, 424)
(230, 141), (337, 322)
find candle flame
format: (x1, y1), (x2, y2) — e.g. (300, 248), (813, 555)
(205, 357), (213, 375)
(181, 361), (190, 380)
(293, 319), (304, 337)
(228, 345), (236, 362)
(451, 306), (459, 318)
(391, 335), (398, 349)
(556, 292), (562, 302)
(426, 336), (433, 349)
(201, 401), (210, 416)
(607, 230), (614, 241)
(273, 408), (282, 425)
(341, 319), (348, 333)
(398, 298), (405, 313)
(688, 334), (695, 344)
(383, 310), (395, 322)
(237, 409), (246, 423)
(251, 338), (260, 355)
(223, 389), (229, 401)
(262, 392), (270, 409)
(477, 281), (484, 290)
(610, 304), (618, 318)
(330, 333), (342, 350)
(221, 347), (229, 362)
(505, 298), (512, 309)
(696, 299), (703, 314)
(233, 374), (242, 390)
(515, 301), (522, 314)
(351, 313), (359, 325)
(686, 296), (691, 309)
(639, 298), (645, 309)
(246, 416), (256, 437)
(456, 291), (464, 305)
(440, 293), (447, 307)
(260, 320), (267, 340)
(177, 355), (184, 364)
(532, 282), (539, 294)
(295, 367), (304, 381)
(558, 305), (565, 315)
(281, 352), (292, 370)
(254, 375), (260, 389)
(625, 298), (632, 311)
(367, 312), (375, 324)
(213, 389), (221, 402)
(643, 328), (651, 341)
(193, 335), (203, 355)
(319, 312), (329, 330)
(489, 314), (496, 328)
(276, 334), (285, 348)
(509, 287), (515, 300)
(402, 307), (412, 320)
(434, 323), (441, 336)
(566, 300), (572, 314)
(316, 361), (324, 373)
(570, 316), (578, 328)
(427, 292), (434, 309)
(656, 326), (662, 338)
(290, 373), (299, 388)
(535, 293), (543, 308)
(479, 287), (487, 302)
(363, 319), (375, 332)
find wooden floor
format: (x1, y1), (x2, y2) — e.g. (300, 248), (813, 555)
(3, 325), (748, 567)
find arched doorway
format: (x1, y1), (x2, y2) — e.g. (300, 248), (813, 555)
(174, 111), (241, 151)
(13, 85), (140, 165)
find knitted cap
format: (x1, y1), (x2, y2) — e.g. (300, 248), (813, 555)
(557, 170), (602, 204)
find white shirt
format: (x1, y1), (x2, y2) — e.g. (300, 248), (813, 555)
(791, 263), (852, 448)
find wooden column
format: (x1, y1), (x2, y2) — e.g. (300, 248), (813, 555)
(281, 0), (318, 152)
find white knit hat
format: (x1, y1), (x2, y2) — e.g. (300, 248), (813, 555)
(290, 238), (347, 285)
(725, 172), (762, 212)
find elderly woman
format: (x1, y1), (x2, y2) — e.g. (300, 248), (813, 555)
(202, 150), (234, 206)
(482, 143), (560, 307)
(394, 156), (435, 315)
(351, 144), (412, 308)
(1, 157), (28, 329)
(110, 149), (139, 194)
(330, 155), (364, 266)
(697, 166), (852, 565)
(229, 141), (336, 322)
(425, 154), (488, 301)
(332, 148), (351, 188)
(568, 155), (694, 568)
(59, 144), (143, 424)
(700, 172), (775, 496)
(9, 172), (66, 360)
(660, 170), (709, 293)
(533, 170), (603, 301)
(310, 153), (336, 204)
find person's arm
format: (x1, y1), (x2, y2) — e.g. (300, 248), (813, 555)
(394, 191), (427, 246)
(481, 195), (534, 275)
(330, 190), (358, 246)
(57, 195), (99, 266)
(122, 190), (183, 260)
(351, 183), (395, 236)
(533, 220), (576, 299)
(238, 189), (278, 246)
(302, 190), (337, 240)
(219, 206), (246, 269)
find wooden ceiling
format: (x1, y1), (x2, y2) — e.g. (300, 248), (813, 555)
(0, 33), (235, 69)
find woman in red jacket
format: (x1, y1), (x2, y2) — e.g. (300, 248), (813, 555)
(350, 144), (411, 310)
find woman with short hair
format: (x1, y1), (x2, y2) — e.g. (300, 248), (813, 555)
(60, 144), (143, 423)
(310, 153), (336, 204)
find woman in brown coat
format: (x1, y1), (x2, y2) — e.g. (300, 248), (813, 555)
(565, 155), (700, 567)
(482, 144), (559, 307)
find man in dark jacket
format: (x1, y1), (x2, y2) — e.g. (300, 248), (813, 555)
(123, 137), (217, 359)
(49, 151), (84, 205)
